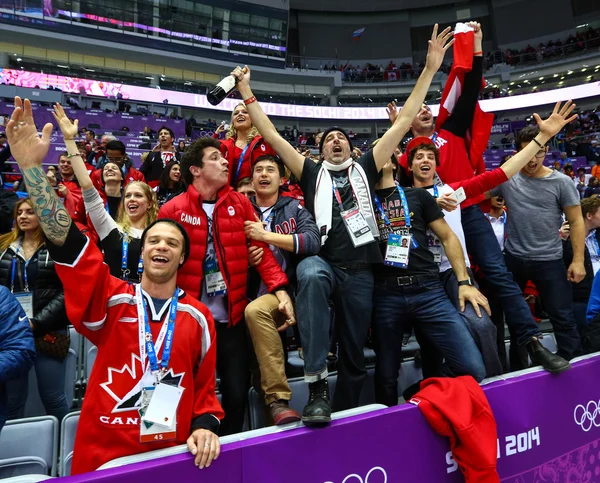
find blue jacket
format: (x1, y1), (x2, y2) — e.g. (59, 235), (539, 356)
(588, 270), (600, 324)
(0, 285), (35, 433)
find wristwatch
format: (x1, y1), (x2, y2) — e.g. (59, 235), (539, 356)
(457, 278), (474, 287)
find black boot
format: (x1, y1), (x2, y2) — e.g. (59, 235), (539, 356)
(527, 337), (571, 374)
(302, 379), (331, 425)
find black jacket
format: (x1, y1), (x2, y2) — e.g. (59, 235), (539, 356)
(140, 151), (182, 183)
(563, 230), (600, 302)
(0, 241), (69, 336)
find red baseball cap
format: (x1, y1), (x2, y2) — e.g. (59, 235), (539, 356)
(405, 136), (435, 158)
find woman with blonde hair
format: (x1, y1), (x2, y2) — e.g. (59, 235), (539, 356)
(0, 198), (70, 422)
(213, 102), (276, 187)
(52, 103), (157, 281)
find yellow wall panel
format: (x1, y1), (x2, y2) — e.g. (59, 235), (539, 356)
(145, 64), (164, 75)
(23, 46), (46, 59)
(83, 55), (105, 67)
(69, 53), (83, 64)
(105, 58), (126, 70)
(183, 69), (196, 80)
(164, 67), (183, 79)
(46, 50), (69, 62)
(0, 43), (23, 55)
(125, 61), (145, 72)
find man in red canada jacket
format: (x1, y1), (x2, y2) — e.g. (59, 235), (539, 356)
(159, 136), (293, 436)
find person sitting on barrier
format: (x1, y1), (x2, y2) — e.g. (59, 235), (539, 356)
(6, 96), (224, 474)
(371, 145), (489, 407)
(90, 140), (145, 193)
(154, 160), (184, 208)
(244, 155), (320, 424)
(52, 103), (158, 283)
(140, 126), (181, 188)
(213, 103), (278, 188)
(0, 285), (35, 435)
(158, 137), (293, 436)
(491, 123), (585, 363)
(0, 198), (71, 423)
(232, 24), (454, 424)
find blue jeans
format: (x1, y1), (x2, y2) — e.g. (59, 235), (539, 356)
(7, 351), (69, 422)
(461, 205), (541, 345)
(372, 279), (486, 407)
(504, 253), (583, 359)
(295, 256), (373, 411)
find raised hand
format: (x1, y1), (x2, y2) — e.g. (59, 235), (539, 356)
(6, 96), (53, 170)
(386, 101), (398, 124)
(52, 103), (79, 140)
(425, 24), (455, 73)
(231, 65), (251, 91)
(535, 100), (577, 139)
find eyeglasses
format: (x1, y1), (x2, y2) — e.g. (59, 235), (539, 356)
(534, 150), (547, 159)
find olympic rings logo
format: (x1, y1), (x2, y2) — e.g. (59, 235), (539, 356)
(573, 400), (600, 432)
(323, 466), (387, 483)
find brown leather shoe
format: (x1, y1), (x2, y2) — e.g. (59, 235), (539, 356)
(269, 400), (301, 425)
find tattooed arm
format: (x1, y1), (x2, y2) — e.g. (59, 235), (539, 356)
(6, 97), (71, 246)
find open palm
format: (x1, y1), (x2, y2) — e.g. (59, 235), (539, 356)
(535, 100), (577, 138)
(6, 96), (53, 169)
(425, 24), (455, 72)
(52, 103), (79, 139)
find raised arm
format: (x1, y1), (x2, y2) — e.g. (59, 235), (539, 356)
(373, 24), (454, 171)
(6, 97), (71, 246)
(233, 67), (305, 180)
(52, 103), (94, 190)
(501, 101), (577, 179)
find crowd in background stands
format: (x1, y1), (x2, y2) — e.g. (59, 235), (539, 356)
(328, 27), (600, 84)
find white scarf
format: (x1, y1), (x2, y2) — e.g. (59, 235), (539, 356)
(314, 158), (379, 246)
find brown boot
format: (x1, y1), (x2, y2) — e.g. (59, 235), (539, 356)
(268, 400), (301, 425)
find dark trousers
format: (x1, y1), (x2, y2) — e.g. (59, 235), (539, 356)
(461, 205), (541, 346)
(216, 320), (250, 436)
(372, 279), (486, 407)
(504, 253), (583, 359)
(295, 256), (373, 412)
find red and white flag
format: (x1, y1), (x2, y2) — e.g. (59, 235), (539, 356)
(436, 22), (494, 175)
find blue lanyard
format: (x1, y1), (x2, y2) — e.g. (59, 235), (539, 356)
(121, 234), (144, 280)
(233, 144), (250, 184)
(373, 186), (411, 228)
(431, 132), (438, 144)
(121, 235), (131, 280)
(10, 245), (31, 292)
(432, 185), (439, 199)
(141, 288), (179, 374)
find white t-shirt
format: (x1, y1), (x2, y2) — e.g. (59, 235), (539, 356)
(425, 184), (470, 273)
(256, 206), (286, 298)
(200, 201), (228, 324)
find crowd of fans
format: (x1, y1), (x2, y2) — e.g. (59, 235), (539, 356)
(2, 20), (600, 480)
(314, 26), (600, 84)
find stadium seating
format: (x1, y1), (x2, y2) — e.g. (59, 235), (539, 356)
(59, 412), (80, 477)
(0, 416), (59, 478)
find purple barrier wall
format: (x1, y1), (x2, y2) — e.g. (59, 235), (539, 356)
(0, 102), (187, 139)
(60, 354), (600, 483)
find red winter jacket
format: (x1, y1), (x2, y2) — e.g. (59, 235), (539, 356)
(217, 135), (277, 187)
(410, 376), (500, 483)
(158, 183), (288, 326)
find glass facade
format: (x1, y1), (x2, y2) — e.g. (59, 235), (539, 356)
(0, 0), (288, 61)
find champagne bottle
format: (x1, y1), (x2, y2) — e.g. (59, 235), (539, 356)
(207, 75), (236, 106)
